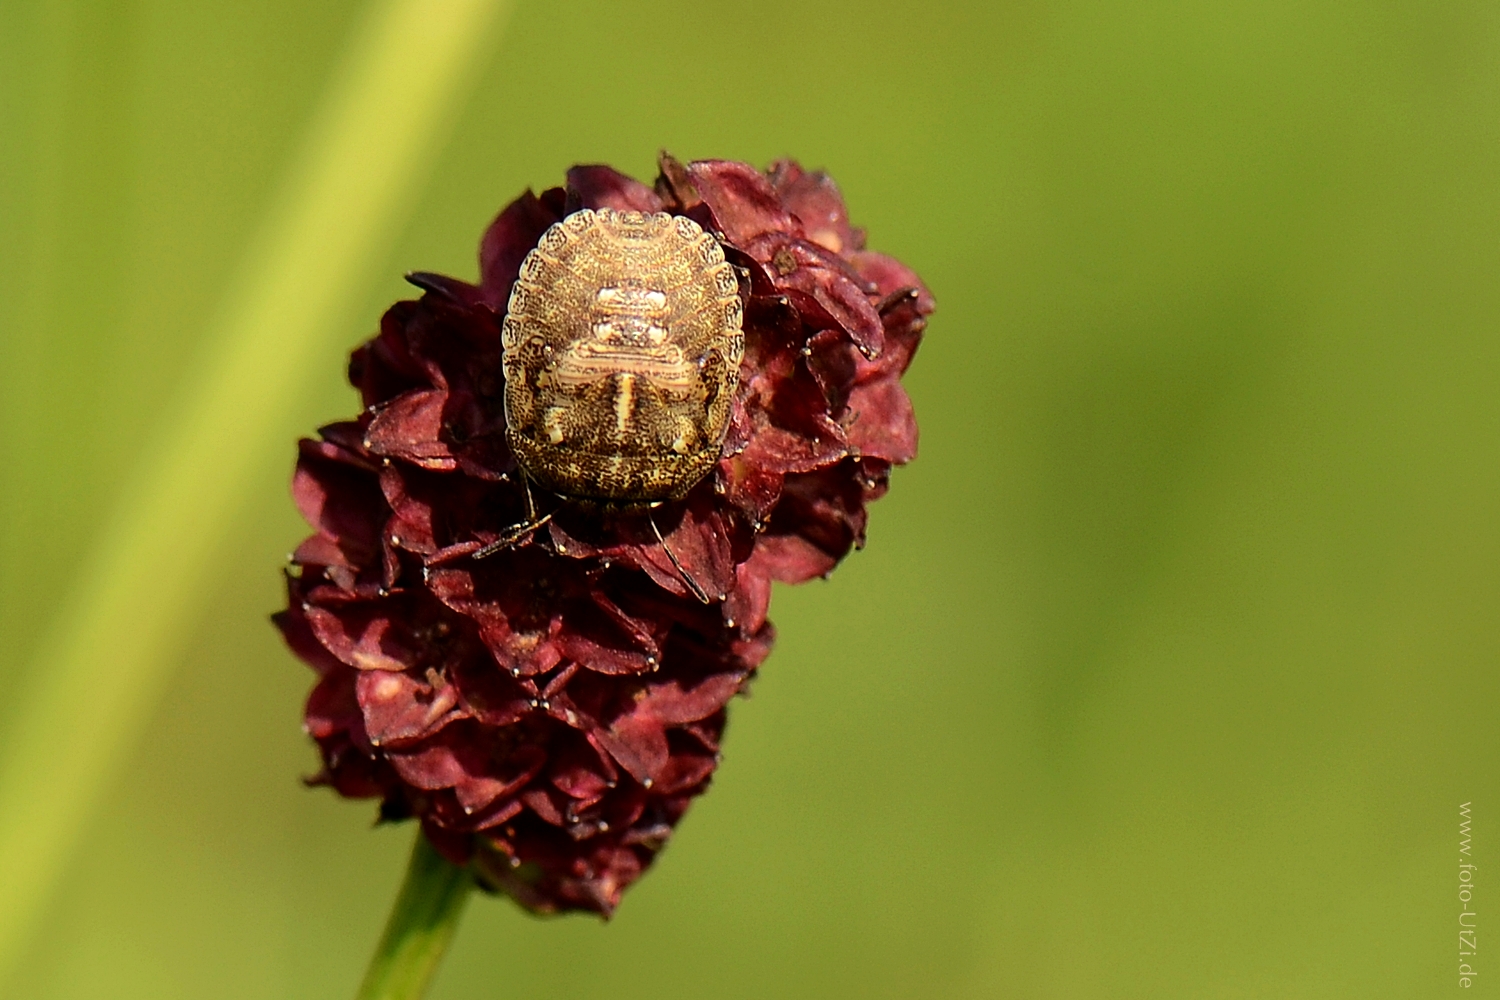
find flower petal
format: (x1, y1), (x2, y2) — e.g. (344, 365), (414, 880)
(292, 435), (383, 569)
(357, 667), (467, 746)
(682, 159), (798, 244)
(305, 602), (416, 672)
(478, 187), (565, 309)
(844, 379), (918, 464)
(566, 165), (664, 213)
(769, 159), (865, 254)
(364, 389), (456, 470)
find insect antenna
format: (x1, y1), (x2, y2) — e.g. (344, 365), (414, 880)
(648, 508), (711, 604)
(473, 472), (553, 560)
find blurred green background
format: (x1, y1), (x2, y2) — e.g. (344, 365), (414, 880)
(2, 0), (1497, 997)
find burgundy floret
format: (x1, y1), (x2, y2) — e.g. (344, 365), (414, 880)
(274, 154), (932, 916)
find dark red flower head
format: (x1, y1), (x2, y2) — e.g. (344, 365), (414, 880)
(274, 155), (933, 915)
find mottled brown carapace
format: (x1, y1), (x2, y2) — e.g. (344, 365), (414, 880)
(502, 208), (745, 502)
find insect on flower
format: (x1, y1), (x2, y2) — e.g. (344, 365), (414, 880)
(275, 155), (932, 916)
(502, 208), (745, 505)
(492, 208), (747, 598)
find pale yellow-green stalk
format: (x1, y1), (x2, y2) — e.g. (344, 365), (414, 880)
(0, 0), (514, 983)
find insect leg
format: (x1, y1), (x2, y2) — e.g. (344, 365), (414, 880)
(647, 509), (711, 604)
(522, 472), (539, 523)
(473, 471), (553, 560)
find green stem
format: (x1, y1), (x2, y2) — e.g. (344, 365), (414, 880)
(356, 831), (474, 1000)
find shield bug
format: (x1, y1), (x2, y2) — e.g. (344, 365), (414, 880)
(501, 208), (745, 504)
